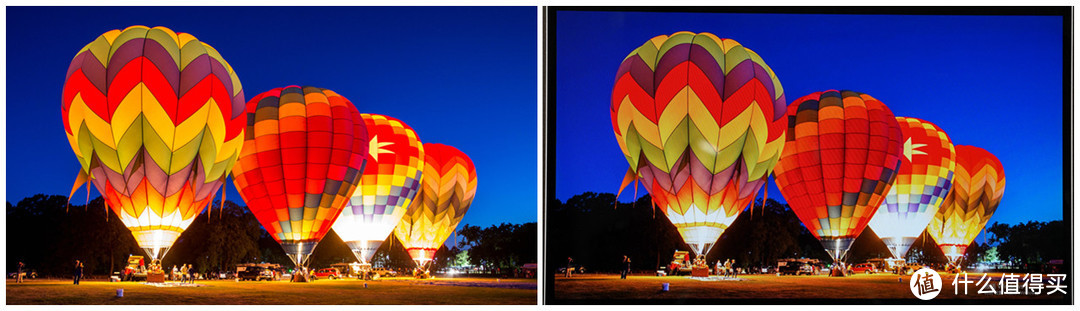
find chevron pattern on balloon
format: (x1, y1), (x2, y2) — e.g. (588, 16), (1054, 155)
(927, 145), (1005, 262)
(60, 25), (245, 257)
(394, 143), (477, 264)
(610, 32), (787, 255)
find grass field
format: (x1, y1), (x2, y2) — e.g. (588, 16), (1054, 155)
(6, 277), (536, 305)
(550, 272), (1070, 303)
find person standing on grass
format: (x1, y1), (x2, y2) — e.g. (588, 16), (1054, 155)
(181, 264), (190, 283)
(73, 260), (83, 285)
(621, 255), (631, 279)
(16, 262), (25, 283)
(189, 264), (196, 284)
(731, 259), (739, 278)
(565, 257), (573, 278)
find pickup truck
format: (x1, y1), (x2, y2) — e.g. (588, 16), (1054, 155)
(666, 251), (693, 276)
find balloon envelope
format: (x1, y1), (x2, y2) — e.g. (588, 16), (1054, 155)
(393, 143), (477, 266)
(610, 32), (787, 256)
(61, 25), (245, 260)
(331, 114), (425, 263)
(773, 90), (903, 262)
(868, 117), (956, 259)
(926, 145), (1005, 265)
(231, 86), (369, 267)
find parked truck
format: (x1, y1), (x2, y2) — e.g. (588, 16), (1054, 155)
(665, 251), (693, 276)
(117, 255), (147, 282)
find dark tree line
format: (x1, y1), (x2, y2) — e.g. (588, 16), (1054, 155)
(7, 195), (141, 277)
(548, 192), (841, 273)
(986, 220), (1068, 266)
(457, 222), (538, 270)
(547, 192), (685, 273)
(547, 191), (1067, 273)
(7, 193), (536, 276)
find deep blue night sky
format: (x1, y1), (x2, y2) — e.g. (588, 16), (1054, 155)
(5, 6), (538, 228)
(555, 10), (1065, 226)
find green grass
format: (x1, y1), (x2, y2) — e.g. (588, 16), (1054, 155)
(552, 273), (1068, 302)
(7, 277), (536, 305)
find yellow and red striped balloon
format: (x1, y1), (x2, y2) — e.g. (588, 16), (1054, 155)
(611, 32), (787, 255)
(927, 145), (1005, 265)
(868, 117), (956, 259)
(394, 143), (477, 265)
(61, 26), (245, 260)
(332, 114), (425, 263)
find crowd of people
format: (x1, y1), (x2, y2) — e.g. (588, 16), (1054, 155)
(561, 255), (749, 279)
(172, 264), (198, 283)
(715, 259), (739, 278)
(92, 258), (202, 284)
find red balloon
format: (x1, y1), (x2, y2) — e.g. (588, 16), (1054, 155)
(231, 85), (369, 267)
(773, 90), (904, 262)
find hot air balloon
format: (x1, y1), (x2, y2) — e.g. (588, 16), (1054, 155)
(393, 143), (477, 268)
(61, 26), (245, 260)
(231, 86), (369, 268)
(610, 32), (787, 256)
(868, 117), (956, 260)
(331, 114), (425, 264)
(773, 90), (903, 264)
(926, 145), (1005, 266)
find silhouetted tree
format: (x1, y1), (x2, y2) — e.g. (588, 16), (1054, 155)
(907, 231), (950, 265)
(457, 222), (537, 271)
(432, 246), (461, 271)
(987, 220), (1067, 266)
(370, 235), (417, 271)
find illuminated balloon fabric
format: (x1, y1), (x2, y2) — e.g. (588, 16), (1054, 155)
(393, 144), (477, 264)
(610, 32), (787, 255)
(926, 145), (1005, 264)
(772, 90), (903, 261)
(231, 86), (369, 266)
(61, 26), (245, 259)
(331, 114), (425, 263)
(868, 117), (955, 259)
